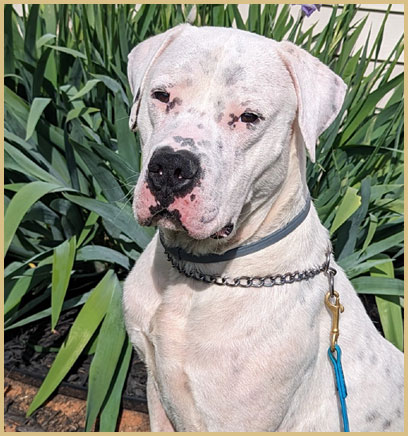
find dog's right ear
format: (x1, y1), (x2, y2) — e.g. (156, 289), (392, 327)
(127, 24), (190, 131)
(277, 41), (347, 162)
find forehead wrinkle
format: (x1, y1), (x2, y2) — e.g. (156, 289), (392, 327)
(198, 33), (235, 109)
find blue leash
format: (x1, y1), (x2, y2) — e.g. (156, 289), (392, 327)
(328, 344), (350, 431)
(325, 264), (350, 432)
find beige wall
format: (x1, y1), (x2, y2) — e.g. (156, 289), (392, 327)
(239, 4), (403, 63)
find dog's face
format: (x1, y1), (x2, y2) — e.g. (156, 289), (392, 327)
(128, 25), (346, 242)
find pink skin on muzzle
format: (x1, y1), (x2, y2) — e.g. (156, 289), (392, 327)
(135, 182), (212, 238)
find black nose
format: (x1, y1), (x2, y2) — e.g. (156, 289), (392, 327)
(147, 146), (200, 204)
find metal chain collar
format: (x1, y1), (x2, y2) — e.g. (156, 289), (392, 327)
(164, 249), (334, 288)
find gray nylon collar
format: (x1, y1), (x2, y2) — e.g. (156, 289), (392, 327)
(160, 195), (311, 264)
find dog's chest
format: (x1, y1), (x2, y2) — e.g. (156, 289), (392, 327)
(148, 282), (322, 430)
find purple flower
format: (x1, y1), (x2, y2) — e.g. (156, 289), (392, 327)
(301, 4), (321, 17)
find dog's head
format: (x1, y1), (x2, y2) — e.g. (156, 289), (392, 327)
(127, 24), (346, 243)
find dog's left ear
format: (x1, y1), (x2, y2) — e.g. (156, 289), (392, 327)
(277, 41), (347, 162)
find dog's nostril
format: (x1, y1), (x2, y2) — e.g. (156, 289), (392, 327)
(149, 162), (164, 175)
(174, 168), (183, 179)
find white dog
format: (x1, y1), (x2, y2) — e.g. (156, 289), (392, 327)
(123, 24), (404, 432)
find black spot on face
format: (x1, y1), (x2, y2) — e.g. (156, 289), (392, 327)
(173, 136), (195, 147)
(166, 97), (182, 113)
(228, 113), (239, 129)
(190, 194), (196, 201)
(216, 140), (223, 150)
(366, 411), (379, 423)
(197, 124), (203, 129)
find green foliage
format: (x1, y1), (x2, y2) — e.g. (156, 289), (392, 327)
(4, 3), (404, 431)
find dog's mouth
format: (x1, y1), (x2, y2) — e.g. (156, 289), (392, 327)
(147, 207), (234, 240)
(210, 223), (234, 239)
(148, 208), (184, 230)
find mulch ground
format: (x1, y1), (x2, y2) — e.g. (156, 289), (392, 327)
(4, 308), (149, 432)
(4, 377), (150, 432)
(3, 294), (384, 431)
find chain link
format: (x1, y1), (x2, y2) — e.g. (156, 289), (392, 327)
(164, 250), (331, 288)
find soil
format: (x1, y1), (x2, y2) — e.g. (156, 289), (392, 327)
(4, 308), (149, 432)
(4, 294), (384, 431)
(4, 377), (150, 432)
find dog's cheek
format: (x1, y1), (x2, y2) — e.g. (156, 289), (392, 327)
(134, 182), (158, 224)
(167, 187), (218, 236)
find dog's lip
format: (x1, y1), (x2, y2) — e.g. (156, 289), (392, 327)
(210, 223), (234, 239)
(146, 207), (234, 240)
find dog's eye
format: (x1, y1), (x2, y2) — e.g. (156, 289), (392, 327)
(240, 112), (259, 123)
(152, 91), (170, 103)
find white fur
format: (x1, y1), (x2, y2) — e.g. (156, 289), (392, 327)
(123, 24), (404, 432)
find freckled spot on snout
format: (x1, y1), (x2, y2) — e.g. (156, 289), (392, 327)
(197, 140), (211, 147)
(228, 113), (239, 129)
(166, 97), (182, 113)
(197, 124), (203, 129)
(173, 136), (195, 147)
(190, 194), (196, 201)
(216, 140), (223, 150)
